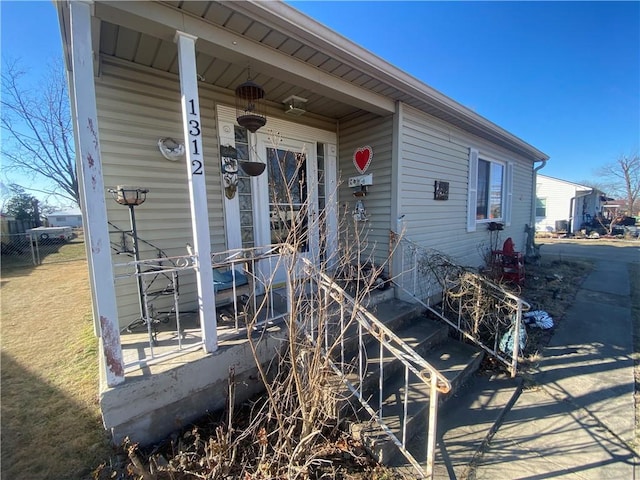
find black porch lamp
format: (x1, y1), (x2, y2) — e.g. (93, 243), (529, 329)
(108, 186), (150, 334)
(235, 75), (266, 133)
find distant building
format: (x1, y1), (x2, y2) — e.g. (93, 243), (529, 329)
(535, 175), (610, 233)
(46, 209), (83, 228)
(602, 199), (637, 219)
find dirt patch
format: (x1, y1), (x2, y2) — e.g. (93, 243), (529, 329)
(517, 258), (593, 361)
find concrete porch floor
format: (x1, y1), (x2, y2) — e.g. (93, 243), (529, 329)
(119, 290), (289, 377)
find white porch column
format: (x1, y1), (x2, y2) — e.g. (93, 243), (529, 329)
(175, 31), (217, 352)
(69, 0), (124, 386)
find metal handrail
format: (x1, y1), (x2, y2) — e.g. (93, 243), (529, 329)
(297, 255), (450, 478)
(389, 230), (530, 377)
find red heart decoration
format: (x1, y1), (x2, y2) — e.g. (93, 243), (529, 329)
(353, 146), (373, 174)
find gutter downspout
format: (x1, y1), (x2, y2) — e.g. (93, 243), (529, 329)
(568, 196), (577, 234)
(527, 158), (548, 257)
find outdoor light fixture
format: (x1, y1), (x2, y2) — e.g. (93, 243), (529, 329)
(283, 95), (307, 116)
(110, 186), (149, 206)
(108, 185), (150, 335)
(235, 72), (266, 133)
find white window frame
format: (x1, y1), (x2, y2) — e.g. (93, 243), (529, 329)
(536, 197), (547, 217)
(467, 148), (513, 232)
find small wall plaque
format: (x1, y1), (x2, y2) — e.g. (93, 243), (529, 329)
(434, 180), (449, 201)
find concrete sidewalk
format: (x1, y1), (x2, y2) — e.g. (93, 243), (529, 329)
(471, 255), (638, 479)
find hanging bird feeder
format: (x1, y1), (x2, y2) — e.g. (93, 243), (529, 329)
(235, 77), (266, 133)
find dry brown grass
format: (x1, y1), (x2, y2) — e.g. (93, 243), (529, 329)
(1, 247), (114, 480)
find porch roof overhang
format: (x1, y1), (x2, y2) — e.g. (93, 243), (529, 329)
(57, 0), (549, 163)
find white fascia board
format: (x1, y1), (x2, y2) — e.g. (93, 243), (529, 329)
(55, 1), (72, 72)
(95, 1), (395, 116)
(539, 174), (593, 191)
(237, 1), (549, 162)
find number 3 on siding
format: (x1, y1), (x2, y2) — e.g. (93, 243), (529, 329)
(188, 98), (203, 175)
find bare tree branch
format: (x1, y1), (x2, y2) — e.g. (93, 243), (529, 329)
(596, 152), (640, 215)
(1, 59), (79, 206)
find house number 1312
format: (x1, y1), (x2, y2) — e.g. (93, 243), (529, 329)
(188, 98), (203, 175)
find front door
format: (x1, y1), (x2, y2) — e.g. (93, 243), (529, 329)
(216, 105), (338, 287)
(255, 135), (319, 285)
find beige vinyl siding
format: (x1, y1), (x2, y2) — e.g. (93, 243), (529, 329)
(96, 59), (226, 326)
(511, 161), (534, 240)
(398, 104), (534, 268)
(338, 113), (394, 265)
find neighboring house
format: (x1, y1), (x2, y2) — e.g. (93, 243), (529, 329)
(602, 199), (638, 219)
(535, 174), (609, 234)
(46, 208), (83, 228)
(56, 1), (548, 446)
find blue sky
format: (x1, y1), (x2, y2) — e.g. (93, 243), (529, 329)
(1, 1), (639, 204)
(1, 1), (65, 205)
(289, 1), (640, 185)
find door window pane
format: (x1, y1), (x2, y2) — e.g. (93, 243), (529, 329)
(267, 147), (308, 252)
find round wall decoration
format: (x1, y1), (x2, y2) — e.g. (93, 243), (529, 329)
(353, 146), (373, 174)
(158, 137), (185, 161)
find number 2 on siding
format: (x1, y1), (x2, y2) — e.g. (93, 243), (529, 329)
(192, 159), (203, 175)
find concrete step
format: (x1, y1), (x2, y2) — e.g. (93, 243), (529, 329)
(333, 298), (426, 357)
(354, 338), (484, 466)
(342, 319), (450, 398)
(341, 282), (396, 308)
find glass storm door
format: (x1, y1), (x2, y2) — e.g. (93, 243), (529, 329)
(255, 135), (318, 285)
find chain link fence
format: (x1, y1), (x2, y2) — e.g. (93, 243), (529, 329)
(1, 229), (86, 269)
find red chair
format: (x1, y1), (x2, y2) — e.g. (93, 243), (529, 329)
(491, 237), (525, 285)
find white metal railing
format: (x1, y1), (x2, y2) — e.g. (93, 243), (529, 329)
(390, 231), (530, 377)
(296, 256), (451, 479)
(113, 253), (200, 369)
(210, 244), (291, 340)
(114, 244), (293, 372)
